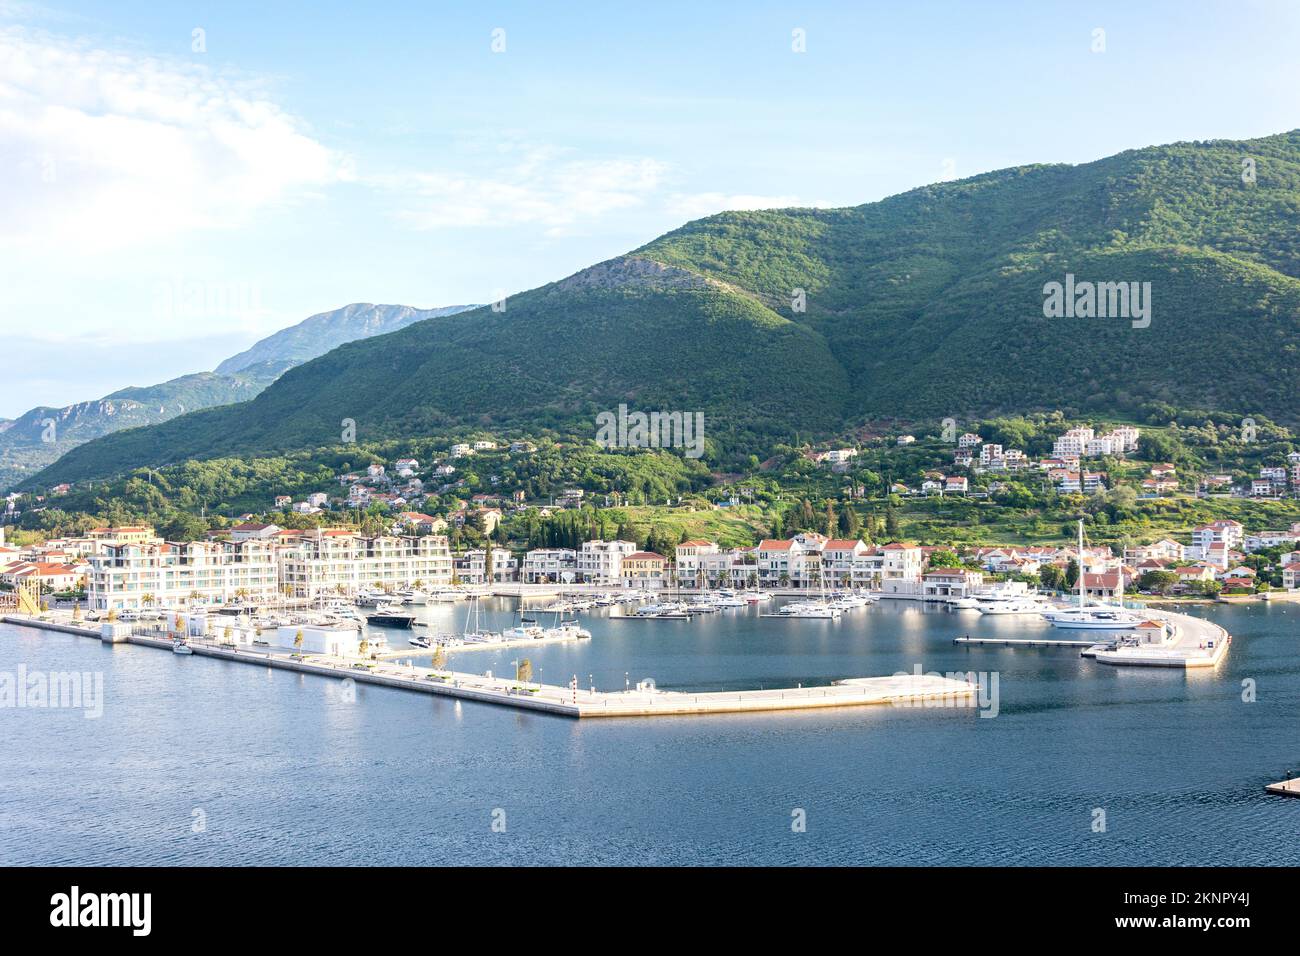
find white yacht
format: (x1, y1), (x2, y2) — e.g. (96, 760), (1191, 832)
(778, 601), (842, 619)
(1043, 606), (1144, 629)
(544, 620), (592, 640)
(744, 590), (774, 603)
(1043, 520), (1143, 630)
(979, 598), (1048, 615)
(172, 640), (193, 655)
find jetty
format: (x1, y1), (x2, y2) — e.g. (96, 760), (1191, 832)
(954, 635), (1097, 648)
(2, 613), (976, 720)
(1266, 778), (1300, 798)
(1081, 608), (1230, 668)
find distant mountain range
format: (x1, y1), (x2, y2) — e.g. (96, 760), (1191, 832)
(1, 303), (476, 490)
(25, 130), (1300, 490)
(215, 303), (476, 375)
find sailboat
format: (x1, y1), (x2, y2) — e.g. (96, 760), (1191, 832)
(777, 564), (842, 618)
(1042, 520), (1143, 630)
(457, 595), (502, 644)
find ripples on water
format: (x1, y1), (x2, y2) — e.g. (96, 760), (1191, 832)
(1, 599), (1298, 865)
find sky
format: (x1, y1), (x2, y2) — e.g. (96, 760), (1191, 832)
(1, 0), (1298, 417)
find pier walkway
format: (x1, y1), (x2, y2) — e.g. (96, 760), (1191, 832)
(2, 613), (976, 720)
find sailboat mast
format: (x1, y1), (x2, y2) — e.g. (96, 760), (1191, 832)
(1077, 519), (1085, 608)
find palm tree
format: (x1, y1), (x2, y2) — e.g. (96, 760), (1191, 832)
(293, 630), (303, 656)
(431, 644), (447, 672)
(141, 593), (155, 608)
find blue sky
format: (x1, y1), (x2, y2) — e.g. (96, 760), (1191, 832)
(2, 0), (1299, 416)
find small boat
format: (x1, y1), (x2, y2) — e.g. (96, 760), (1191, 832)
(545, 620), (592, 640)
(367, 604), (417, 628)
(744, 591), (774, 603)
(408, 635), (431, 648)
(172, 641), (193, 655)
(777, 601), (841, 619)
(979, 599), (1048, 615)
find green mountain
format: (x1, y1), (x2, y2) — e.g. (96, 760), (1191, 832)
(25, 130), (1300, 489)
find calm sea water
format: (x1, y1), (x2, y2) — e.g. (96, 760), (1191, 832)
(2, 598), (1298, 866)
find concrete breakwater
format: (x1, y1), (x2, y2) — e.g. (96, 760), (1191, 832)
(2, 614), (977, 719)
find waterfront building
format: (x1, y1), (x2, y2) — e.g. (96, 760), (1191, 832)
(278, 531), (452, 598)
(522, 548), (577, 583)
(86, 538), (279, 611)
(621, 552), (667, 589)
(674, 539), (720, 587)
(878, 542), (924, 597)
(579, 539), (638, 584)
(453, 548), (518, 584)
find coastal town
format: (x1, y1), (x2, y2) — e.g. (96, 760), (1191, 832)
(5, 418), (1300, 611)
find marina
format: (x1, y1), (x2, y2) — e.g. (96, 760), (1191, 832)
(2, 595), (1296, 866)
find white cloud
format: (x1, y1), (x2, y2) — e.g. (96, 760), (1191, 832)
(382, 149), (669, 231)
(664, 192), (836, 222)
(0, 26), (347, 250)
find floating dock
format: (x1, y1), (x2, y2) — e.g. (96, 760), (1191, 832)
(608, 613), (691, 621)
(1266, 778), (1300, 798)
(3, 614), (976, 720)
(954, 636), (1098, 648)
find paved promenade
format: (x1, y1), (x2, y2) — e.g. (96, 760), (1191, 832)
(1084, 607), (1231, 668)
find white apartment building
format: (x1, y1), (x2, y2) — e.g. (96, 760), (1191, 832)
(1244, 531), (1300, 553)
(822, 539), (877, 589)
(1052, 427), (1092, 459)
(453, 548), (518, 584)
(279, 532), (452, 598)
(674, 539), (721, 586)
(1191, 520), (1244, 556)
(880, 542), (923, 581)
(578, 539), (638, 584)
(86, 539), (279, 611)
(522, 548), (577, 583)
